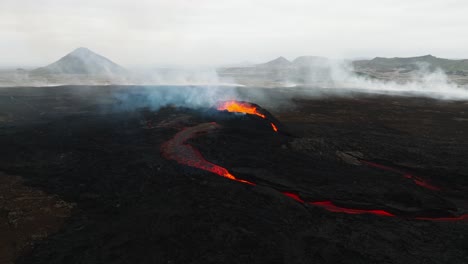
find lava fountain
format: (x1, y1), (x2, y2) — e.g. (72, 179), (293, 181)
(216, 100), (279, 133)
(216, 100), (266, 118)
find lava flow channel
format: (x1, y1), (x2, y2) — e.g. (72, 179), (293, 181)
(160, 122), (468, 221)
(361, 160), (440, 191)
(282, 192), (394, 217)
(159, 116), (467, 221)
(161, 122), (254, 185)
(217, 100), (278, 133)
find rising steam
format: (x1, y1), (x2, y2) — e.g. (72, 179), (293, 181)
(2, 55), (468, 113)
(294, 59), (468, 100)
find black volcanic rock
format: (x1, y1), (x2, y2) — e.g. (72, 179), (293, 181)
(32, 47), (126, 75)
(1, 86), (468, 263)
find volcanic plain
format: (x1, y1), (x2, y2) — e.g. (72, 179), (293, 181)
(0, 85), (468, 264)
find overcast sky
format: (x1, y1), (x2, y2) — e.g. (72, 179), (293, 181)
(1, 0), (467, 68)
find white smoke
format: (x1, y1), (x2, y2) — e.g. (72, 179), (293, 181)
(2, 56), (468, 114)
(111, 85), (242, 112)
(126, 67), (242, 87)
(297, 59), (468, 100)
(0, 66), (243, 88)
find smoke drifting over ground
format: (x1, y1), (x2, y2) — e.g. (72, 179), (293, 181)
(110, 59), (468, 112)
(2, 58), (468, 115)
(0, 67), (240, 88)
(112, 85), (241, 112)
(299, 59), (468, 100)
(129, 68), (236, 86)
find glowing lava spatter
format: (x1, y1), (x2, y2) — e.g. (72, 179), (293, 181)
(271, 123), (278, 132)
(216, 100), (278, 133)
(217, 101), (266, 119)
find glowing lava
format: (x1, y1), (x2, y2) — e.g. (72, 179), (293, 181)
(282, 192), (305, 203)
(361, 161), (440, 191)
(161, 122), (255, 185)
(271, 123), (278, 132)
(217, 100), (266, 119)
(283, 192), (394, 217)
(309, 201), (395, 217)
(216, 100), (279, 133)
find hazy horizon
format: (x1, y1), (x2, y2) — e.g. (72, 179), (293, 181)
(1, 0), (468, 68)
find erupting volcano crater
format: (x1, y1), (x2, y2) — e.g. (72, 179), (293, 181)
(215, 100), (282, 133)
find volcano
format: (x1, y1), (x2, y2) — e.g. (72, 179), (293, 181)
(1, 86), (468, 264)
(215, 100), (282, 133)
(31, 47), (126, 75)
(257, 56), (292, 68)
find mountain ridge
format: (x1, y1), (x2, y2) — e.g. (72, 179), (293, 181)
(353, 54), (468, 72)
(217, 54), (468, 87)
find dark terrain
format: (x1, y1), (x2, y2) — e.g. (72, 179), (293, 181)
(0, 85), (468, 264)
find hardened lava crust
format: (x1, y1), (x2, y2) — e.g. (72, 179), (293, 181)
(0, 85), (467, 264)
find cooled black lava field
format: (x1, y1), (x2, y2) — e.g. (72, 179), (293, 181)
(1, 85), (468, 264)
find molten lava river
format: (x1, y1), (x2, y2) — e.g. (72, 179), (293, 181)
(160, 100), (468, 222)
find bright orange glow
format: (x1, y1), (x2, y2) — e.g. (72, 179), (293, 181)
(161, 122), (255, 186)
(216, 100), (279, 132)
(270, 123), (278, 132)
(217, 101), (266, 119)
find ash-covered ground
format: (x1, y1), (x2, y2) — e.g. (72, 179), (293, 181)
(0, 85), (468, 264)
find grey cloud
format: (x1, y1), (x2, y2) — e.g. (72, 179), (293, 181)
(1, 0), (468, 67)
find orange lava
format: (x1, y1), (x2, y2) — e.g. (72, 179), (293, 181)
(271, 123), (278, 132)
(216, 100), (278, 132)
(161, 122), (255, 185)
(160, 121), (467, 222)
(217, 101), (266, 119)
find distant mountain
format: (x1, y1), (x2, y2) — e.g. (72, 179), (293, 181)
(218, 55), (330, 86)
(218, 54), (468, 87)
(32, 47), (126, 75)
(353, 55), (468, 74)
(257, 56), (292, 68)
(293, 56), (329, 67)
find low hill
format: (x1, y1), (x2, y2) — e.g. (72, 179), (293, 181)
(257, 57), (292, 68)
(31, 47), (126, 75)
